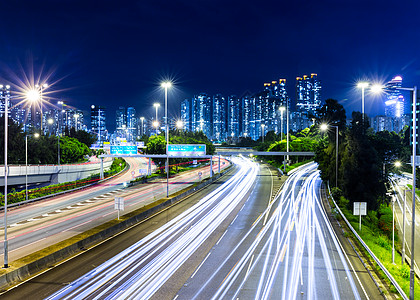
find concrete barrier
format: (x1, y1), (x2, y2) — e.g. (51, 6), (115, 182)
(0, 165), (232, 291)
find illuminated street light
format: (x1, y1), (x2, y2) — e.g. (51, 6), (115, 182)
(153, 103), (160, 136)
(26, 133), (40, 201)
(26, 89), (40, 102)
(161, 81), (172, 198)
(321, 123), (339, 187)
(176, 120), (183, 129)
(357, 82), (369, 119)
(261, 124), (265, 143)
(279, 106), (286, 141)
(140, 117), (145, 136)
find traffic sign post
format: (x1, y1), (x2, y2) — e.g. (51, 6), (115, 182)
(198, 171), (202, 181)
(114, 197), (124, 220)
(353, 202), (367, 231)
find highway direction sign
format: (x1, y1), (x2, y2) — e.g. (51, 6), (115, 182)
(167, 144), (206, 157)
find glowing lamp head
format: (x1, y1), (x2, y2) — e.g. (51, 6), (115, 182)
(279, 106), (286, 112)
(320, 124), (328, 131)
(153, 103), (160, 108)
(394, 161), (402, 168)
(161, 82), (172, 88)
(26, 89), (40, 102)
(371, 84), (383, 94)
(357, 82), (369, 89)
(48, 118), (54, 125)
(153, 121), (159, 128)
(176, 120), (183, 129)
(34, 133), (40, 138)
(140, 117), (145, 121)
(42, 83), (48, 88)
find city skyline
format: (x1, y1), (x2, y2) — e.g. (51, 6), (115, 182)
(0, 1), (419, 129)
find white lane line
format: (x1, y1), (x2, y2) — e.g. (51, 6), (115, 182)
(216, 230), (228, 246)
(191, 251), (212, 279)
(231, 215), (238, 225)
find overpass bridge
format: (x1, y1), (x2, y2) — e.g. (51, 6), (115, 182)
(215, 147), (315, 156)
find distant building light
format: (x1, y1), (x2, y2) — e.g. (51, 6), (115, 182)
(385, 100), (397, 106)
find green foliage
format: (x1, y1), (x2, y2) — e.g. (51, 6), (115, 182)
(66, 127), (97, 148)
(60, 136), (90, 163)
(110, 158), (126, 173)
(0, 116), (26, 164)
(377, 204), (394, 239)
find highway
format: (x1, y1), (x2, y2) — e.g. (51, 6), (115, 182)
(0, 156), (227, 265)
(0, 160), (382, 299)
(390, 175), (420, 274)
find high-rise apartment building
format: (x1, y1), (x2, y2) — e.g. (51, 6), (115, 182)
(116, 106), (126, 139)
(181, 99), (192, 132)
(295, 73), (321, 115)
(227, 95), (240, 139)
(91, 105), (107, 143)
(384, 76), (405, 118)
(192, 93), (212, 137)
(213, 94), (226, 141)
(126, 107), (137, 142)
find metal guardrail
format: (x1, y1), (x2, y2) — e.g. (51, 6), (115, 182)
(327, 184), (409, 300)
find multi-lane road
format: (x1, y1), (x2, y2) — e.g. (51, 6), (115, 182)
(0, 157), (227, 265)
(1, 158), (383, 299)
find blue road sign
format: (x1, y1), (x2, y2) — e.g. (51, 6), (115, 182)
(167, 144), (206, 157)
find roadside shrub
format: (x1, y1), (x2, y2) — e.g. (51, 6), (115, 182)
(378, 204), (393, 239)
(376, 235), (390, 250)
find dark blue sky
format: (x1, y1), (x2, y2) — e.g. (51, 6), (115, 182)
(1, 0), (420, 130)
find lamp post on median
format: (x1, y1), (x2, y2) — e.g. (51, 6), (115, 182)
(321, 123), (339, 187)
(161, 82), (172, 198)
(35, 83), (48, 133)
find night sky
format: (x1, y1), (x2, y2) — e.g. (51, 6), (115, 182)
(1, 0), (420, 131)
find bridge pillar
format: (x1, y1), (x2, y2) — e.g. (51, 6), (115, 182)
(100, 157), (104, 180)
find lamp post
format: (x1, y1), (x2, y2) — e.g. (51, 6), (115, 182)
(286, 98), (290, 167)
(279, 106), (285, 141)
(261, 124), (265, 143)
(357, 82), (369, 120)
(153, 103), (160, 136)
(176, 120), (183, 130)
(74, 114), (79, 131)
(372, 84), (417, 299)
(35, 83), (48, 133)
(25, 133), (40, 201)
(321, 123), (339, 187)
(392, 194), (395, 264)
(1, 84), (10, 268)
(161, 82), (171, 198)
(140, 117), (145, 136)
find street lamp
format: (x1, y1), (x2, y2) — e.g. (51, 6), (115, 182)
(176, 120), (183, 130)
(279, 106), (285, 141)
(1, 84), (10, 268)
(261, 124), (265, 143)
(372, 83), (417, 299)
(357, 82), (369, 120)
(153, 103), (160, 136)
(35, 83), (48, 133)
(74, 114), (79, 131)
(320, 123), (339, 187)
(140, 117), (145, 136)
(25, 133), (40, 201)
(161, 81), (172, 198)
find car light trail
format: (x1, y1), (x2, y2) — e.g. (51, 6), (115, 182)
(46, 157), (258, 300)
(210, 163), (361, 300)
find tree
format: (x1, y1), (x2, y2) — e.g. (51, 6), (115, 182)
(66, 128), (97, 148)
(146, 135), (166, 173)
(340, 112), (385, 211)
(59, 136), (90, 163)
(0, 116), (25, 164)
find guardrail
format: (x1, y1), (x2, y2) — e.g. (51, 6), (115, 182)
(327, 184), (408, 300)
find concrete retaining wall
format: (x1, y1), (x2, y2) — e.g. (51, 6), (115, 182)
(0, 166), (232, 291)
(0, 159), (113, 187)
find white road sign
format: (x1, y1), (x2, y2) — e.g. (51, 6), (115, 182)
(353, 202), (367, 216)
